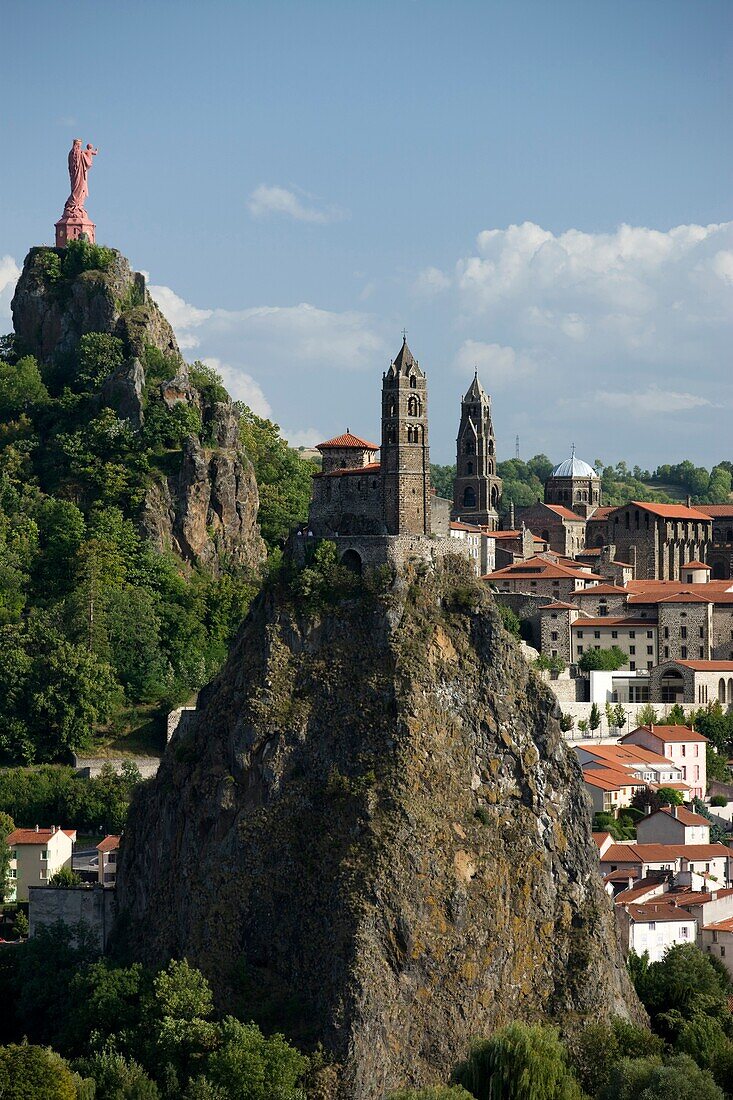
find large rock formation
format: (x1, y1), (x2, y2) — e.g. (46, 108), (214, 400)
(116, 556), (642, 1097)
(10, 245), (265, 572)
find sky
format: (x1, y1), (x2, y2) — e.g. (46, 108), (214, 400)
(1, 0), (731, 466)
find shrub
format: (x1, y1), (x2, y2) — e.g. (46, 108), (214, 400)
(598, 1053), (724, 1100)
(452, 1022), (583, 1100)
(497, 604), (520, 636)
(0, 1042), (79, 1100)
(711, 794), (728, 807)
(48, 866), (82, 888)
(76, 333), (125, 391)
(389, 1089), (474, 1099)
(578, 646), (628, 672)
(61, 239), (115, 278)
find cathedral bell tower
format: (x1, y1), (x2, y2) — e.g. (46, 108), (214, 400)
(381, 336), (431, 535)
(452, 372), (502, 530)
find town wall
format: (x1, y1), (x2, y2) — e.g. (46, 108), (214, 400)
(29, 884), (116, 952)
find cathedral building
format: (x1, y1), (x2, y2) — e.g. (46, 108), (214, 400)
(451, 372), (502, 530)
(543, 449), (602, 518)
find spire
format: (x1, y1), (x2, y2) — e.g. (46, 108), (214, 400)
(392, 334), (416, 374)
(463, 371), (488, 404)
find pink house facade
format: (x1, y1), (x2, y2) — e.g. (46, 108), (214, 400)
(621, 725), (707, 800)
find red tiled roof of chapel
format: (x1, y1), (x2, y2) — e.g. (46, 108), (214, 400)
(316, 432), (379, 451)
(543, 504), (587, 522)
(315, 462), (382, 479)
(683, 560), (710, 570)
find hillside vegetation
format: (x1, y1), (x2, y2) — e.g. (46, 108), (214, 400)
(0, 241), (314, 766)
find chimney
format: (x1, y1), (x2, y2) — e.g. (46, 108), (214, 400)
(672, 804), (678, 818)
(35, 824), (39, 832)
(646, 804), (652, 815)
(686, 495), (692, 508)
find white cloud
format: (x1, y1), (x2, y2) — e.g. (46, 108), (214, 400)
(0, 255), (21, 328)
(413, 266), (451, 296)
(247, 184), (346, 224)
(568, 385), (714, 419)
(201, 357), (271, 418)
(147, 284), (212, 347)
(452, 339), (537, 387)
(281, 427), (323, 449)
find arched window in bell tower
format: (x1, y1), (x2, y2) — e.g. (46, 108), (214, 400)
(463, 486), (476, 508)
(407, 395), (420, 417)
(409, 375), (417, 389)
(387, 397), (396, 417)
(466, 461), (474, 475)
(464, 438), (475, 455)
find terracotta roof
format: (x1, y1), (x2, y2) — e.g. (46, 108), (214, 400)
(592, 831), (613, 845)
(543, 504), (587, 522)
(573, 583), (629, 595)
(623, 725), (708, 744)
(97, 835), (121, 853)
(7, 827), (76, 846)
(601, 842), (732, 863)
(655, 591), (713, 604)
(640, 807), (710, 827)
(450, 521), (483, 532)
(676, 660), (733, 671)
(704, 916), (733, 932)
(582, 768), (643, 791)
(485, 556), (604, 582)
(683, 560), (711, 570)
(622, 501), (711, 521)
(315, 461), (382, 479)
(589, 507), (616, 520)
(626, 903), (694, 923)
(571, 617), (654, 628)
(579, 744), (677, 769)
(666, 887), (733, 906)
(316, 432), (379, 451)
(614, 879), (667, 903)
(539, 601), (581, 611)
(697, 506), (733, 518)
(625, 579), (733, 606)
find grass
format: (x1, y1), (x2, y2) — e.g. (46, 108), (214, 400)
(92, 702), (165, 758)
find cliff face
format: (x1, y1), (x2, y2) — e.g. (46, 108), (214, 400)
(11, 246), (265, 572)
(116, 557), (642, 1097)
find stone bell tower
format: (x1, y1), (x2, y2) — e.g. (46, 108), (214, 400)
(381, 336), (431, 535)
(452, 372), (502, 529)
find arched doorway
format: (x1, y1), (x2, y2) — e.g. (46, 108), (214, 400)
(340, 549), (362, 574)
(660, 668), (685, 705)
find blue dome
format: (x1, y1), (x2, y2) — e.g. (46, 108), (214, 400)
(551, 455), (597, 478)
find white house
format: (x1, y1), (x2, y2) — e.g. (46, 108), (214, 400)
(617, 901), (696, 962)
(599, 842), (733, 886)
(636, 806), (711, 846)
(702, 916), (733, 978)
(6, 826), (76, 902)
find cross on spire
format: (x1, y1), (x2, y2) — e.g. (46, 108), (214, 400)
(571, 442), (576, 460)
(401, 327), (408, 341)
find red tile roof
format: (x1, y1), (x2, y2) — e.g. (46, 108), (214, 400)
(624, 724), (708, 744)
(683, 560), (711, 570)
(626, 579), (733, 606)
(641, 806), (710, 827)
(704, 916), (733, 932)
(579, 743), (676, 768)
(624, 501), (711, 521)
(600, 842), (732, 863)
(544, 505), (587, 522)
(539, 602), (581, 611)
(589, 507), (616, 520)
(573, 583), (629, 595)
(676, 660), (733, 671)
(97, 835), (121, 853)
(656, 591), (713, 604)
(316, 432), (379, 450)
(582, 768), (643, 791)
(626, 903), (694, 923)
(485, 556), (604, 582)
(696, 506), (733, 518)
(7, 827), (76, 846)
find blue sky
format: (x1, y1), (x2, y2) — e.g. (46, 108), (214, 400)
(1, 0), (731, 465)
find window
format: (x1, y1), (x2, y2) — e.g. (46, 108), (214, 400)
(577, 646), (584, 655)
(551, 631), (558, 641)
(465, 461), (473, 475)
(630, 661), (636, 670)
(9, 869), (15, 879)
(648, 922), (656, 931)
(577, 631), (584, 638)
(462, 486), (476, 508)
(664, 627), (669, 639)
(629, 646), (636, 655)
(681, 646), (687, 659)
(700, 647), (704, 658)
(594, 631), (600, 639)
(41, 849), (47, 859)
(647, 631), (653, 639)
(681, 626), (687, 639)
(647, 646), (653, 655)
(664, 646), (669, 659)
(612, 630), (618, 639)
(699, 627), (704, 639)
(629, 631), (636, 639)
(647, 662), (653, 670)
(681, 926), (689, 938)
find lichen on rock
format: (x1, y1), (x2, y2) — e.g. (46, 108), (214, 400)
(116, 553), (642, 1098)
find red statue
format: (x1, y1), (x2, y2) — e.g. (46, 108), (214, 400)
(55, 139), (99, 248)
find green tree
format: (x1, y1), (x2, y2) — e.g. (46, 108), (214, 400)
(656, 787), (683, 807)
(389, 1089), (474, 1100)
(567, 1017), (664, 1096)
(430, 465), (456, 500)
(598, 1053), (723, 1100)
(636, 703), (659, 727)
(48, 866), (82, 888)
(452, 1022), (583, 1100)
(0, 1042), (78, 1100)
(675, 1015), (730, 1072)
(613, 703), (627, 731)
(589, 703), (602, 732)
(205, 1017), (308, 1100)
(559, 714), (575, 734)
(578, 646), (628, 672)
(76, 333), (125, 391)
(0, 355), (49, 417)
(0, 810), (14, 901)
(74, 1050), (160, 1100)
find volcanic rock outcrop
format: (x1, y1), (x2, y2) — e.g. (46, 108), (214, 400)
(116, 556), (642, 1097)
(11, 245), (265, 572)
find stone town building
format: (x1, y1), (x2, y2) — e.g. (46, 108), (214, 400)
(698, 505), (733, 580)
(543, 449), (602, 519)
(307, 338), (470, 571)
(593, 502), (712, 581)
(451, 372), (502, 530)
(513, 501), (588, 557)
(485, 555), (604, 601)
